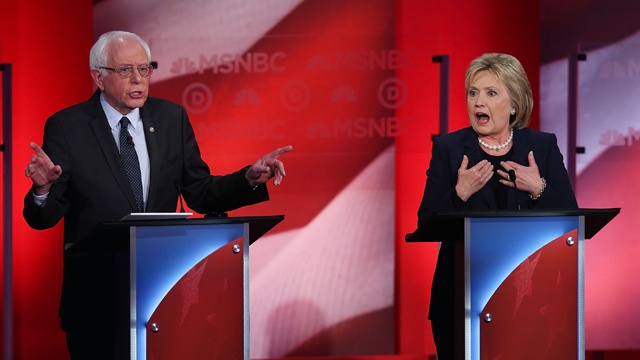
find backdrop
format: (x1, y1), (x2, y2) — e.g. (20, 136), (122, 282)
(95, 0), (400, 357)
(540, 0), (640, 349)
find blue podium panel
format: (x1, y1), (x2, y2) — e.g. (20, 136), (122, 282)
(466, 216), (581, 360)
(130, 223), (245, 360)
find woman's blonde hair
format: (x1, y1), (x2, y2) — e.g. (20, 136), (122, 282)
(465, 53), (533, 129)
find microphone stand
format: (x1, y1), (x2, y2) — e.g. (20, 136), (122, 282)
(508, 170), (521, 210)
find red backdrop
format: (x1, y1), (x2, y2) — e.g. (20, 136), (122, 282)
(0, 0), (93, 358)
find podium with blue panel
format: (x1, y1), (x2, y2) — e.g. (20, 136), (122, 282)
(106, 215), (283, 360)
(406, 209), (618, 360)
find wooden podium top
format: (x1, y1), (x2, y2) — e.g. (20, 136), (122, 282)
(405, 208), (620, 243)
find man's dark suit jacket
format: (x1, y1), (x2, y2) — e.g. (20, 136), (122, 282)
(417, 126), (578, 320)
(23, 90), (268, 330)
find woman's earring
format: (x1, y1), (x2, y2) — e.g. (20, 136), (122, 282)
(510, 108), (516, 115)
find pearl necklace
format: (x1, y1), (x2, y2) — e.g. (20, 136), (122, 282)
(478, 128), (513, 151)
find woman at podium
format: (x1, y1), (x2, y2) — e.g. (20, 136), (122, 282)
(417, 52), (578, 359)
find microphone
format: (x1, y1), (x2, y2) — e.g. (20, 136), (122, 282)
(126, 132), (135, 146)
(508, 170), (521, 210)
(177, 185), (185, 213)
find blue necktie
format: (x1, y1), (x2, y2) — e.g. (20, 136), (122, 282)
(119, 117), (144, 212)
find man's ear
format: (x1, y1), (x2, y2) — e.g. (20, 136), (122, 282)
(91, 69), (105, 91)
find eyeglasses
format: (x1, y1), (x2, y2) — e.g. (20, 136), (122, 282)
(100, 64), (153, 78)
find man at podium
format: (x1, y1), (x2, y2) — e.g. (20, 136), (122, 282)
(22, 30), (292, 359)
(417, 53), (578, 359)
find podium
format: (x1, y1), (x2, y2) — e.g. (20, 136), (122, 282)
(102, 215), (283, 360)
(406, 208), (619, 360)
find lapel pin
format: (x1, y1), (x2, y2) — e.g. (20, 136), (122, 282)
(149, 127), (155, 132)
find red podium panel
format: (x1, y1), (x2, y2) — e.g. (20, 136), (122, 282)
(146, 237), (245, 360)
(480, 230), (578, 359)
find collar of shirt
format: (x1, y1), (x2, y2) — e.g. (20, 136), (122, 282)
(100, 93), (142, 130)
